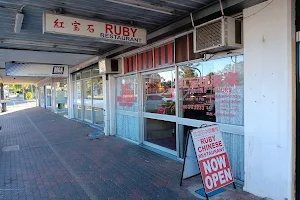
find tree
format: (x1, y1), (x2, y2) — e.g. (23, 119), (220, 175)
(184, 68), (197, 78)
(9, 84), (22, 93)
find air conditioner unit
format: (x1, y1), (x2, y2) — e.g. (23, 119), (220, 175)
(193, 16), (242, 53)
(99, 58), (121, 74)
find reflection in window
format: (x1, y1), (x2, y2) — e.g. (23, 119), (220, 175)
(93, 77), (104, 126)
(93, 77), (103, 100)
(178, 55), (244, 126)
(82, 70), (91, 79)
(74, 81), (81, 105)
(83, 80), (92, 122)
(143, 69), (176, 115)
(144, 118), (176, 151)
(92, 67), (100, 77)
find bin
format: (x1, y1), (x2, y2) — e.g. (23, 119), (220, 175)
(1, 103), (6, 112)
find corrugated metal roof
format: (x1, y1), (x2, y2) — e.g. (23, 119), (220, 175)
(0, 0), (217, 55)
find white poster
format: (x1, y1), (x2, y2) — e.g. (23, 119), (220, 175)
(182, 133), (200, 179)
(43, 13), (147, 45)
(6, 63), (69, 77)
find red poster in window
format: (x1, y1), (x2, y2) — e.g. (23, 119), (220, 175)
(116, 83), (135, 107)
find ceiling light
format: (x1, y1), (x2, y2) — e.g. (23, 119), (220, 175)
(105, 0), (174, 15)
(14, 12), (24, 33)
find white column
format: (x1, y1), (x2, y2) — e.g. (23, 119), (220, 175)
(67, 75), (73, 119)
(103, 74), (110, 136)
(22, 84), (24, 100)
(109, 74), (116, 136)
(243, 0), (295, 199)
(52, 80), (56, 113)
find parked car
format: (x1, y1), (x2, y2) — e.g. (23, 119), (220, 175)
(145, 94), (175, 114)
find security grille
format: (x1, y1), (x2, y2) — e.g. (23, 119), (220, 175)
(195, 19), (223, 52)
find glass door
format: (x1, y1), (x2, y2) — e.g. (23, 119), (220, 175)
(55, 79), (68, 116)
(92, 77), (104, 126)
(40, 87), (45, 108)
(74, 80), (82, 119)
(83, 79), (92, 123)
(142, 68), (177, 154)
(46, 85), (52, 110)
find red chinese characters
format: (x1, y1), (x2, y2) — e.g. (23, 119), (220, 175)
(224, 72), (239, 86)
(53, 19), (64, 28)
(72, 21), (81, 31)
(211, 74), (222, 87)
(179, 72), (239, 89)
(87, 24), (95, 33)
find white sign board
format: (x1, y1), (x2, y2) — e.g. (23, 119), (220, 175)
(191, 125), (234, 193)
(43, 13), (147, 45)
(6, 63), (68, 77)
(182, 133), (200, 179)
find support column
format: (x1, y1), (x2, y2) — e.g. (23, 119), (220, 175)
(243, 0), (295, 199)
(103, 74), (110, 136)
(22, 84), (24, 100)
(67, 75), (73, 119)
(30, 84), (33, 99)
(0, 82), (5, 112)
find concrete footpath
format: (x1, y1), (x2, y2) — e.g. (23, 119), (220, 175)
(0, 107), (261, 199)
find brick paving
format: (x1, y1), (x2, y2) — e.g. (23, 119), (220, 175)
(0, 107), (262, 200)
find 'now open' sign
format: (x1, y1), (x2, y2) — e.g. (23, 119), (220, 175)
(191, 125), (234, 193)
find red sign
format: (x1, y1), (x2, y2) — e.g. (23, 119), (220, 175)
(191, 125), (234, 193)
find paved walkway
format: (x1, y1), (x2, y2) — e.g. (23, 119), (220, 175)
(0, 107), (261, 200)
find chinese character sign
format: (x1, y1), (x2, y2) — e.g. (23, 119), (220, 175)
(191, 125), (234, 193)
(43, 13), (147, 45)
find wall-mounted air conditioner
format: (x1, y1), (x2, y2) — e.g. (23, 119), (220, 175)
(194, 16), (242, 53)
(99, 58), (121, 74)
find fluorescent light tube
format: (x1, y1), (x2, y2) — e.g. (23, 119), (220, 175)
(14, 13), (24, 33)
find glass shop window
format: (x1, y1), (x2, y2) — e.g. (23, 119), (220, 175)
(178, 55), (244, 126)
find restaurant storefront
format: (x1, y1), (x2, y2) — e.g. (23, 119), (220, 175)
(107, 32), (245, 181)
(63, 1), (297, 198)
(55, 0), (296, 199)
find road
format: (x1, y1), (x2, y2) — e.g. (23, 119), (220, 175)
(0, 99), (36, 114)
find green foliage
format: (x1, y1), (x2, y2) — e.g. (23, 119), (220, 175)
(9, 84), (22, 93)
(25, 92), (32, 100)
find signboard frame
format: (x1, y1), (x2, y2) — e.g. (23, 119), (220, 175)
(43, 12), (147, 46)
(180, 124), (236, 199)
(5, 62), (69, 77)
